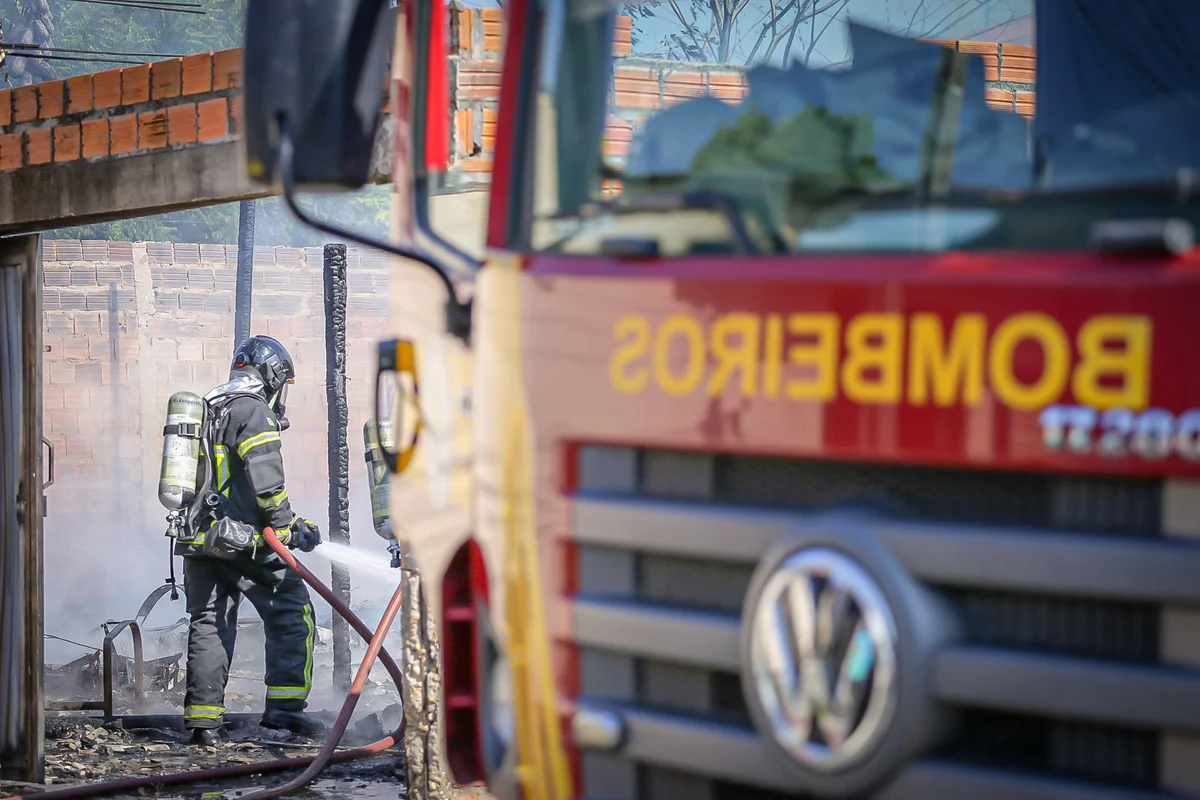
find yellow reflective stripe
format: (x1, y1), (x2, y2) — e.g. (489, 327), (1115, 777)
(237, 431), (281, 458)
(262, 607), (313, 703)
(215, 445), (230, 497)
(265, 605), (313, 702)
(302, 603), (315, 693)
(257, 488), (289, 509)
(178, 524), (206, 544)
(185, 705), (224, 719)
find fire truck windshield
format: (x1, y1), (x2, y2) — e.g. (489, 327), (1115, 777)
(528, 0), (1200, 255)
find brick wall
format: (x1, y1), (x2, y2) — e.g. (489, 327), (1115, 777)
(1, 8), (1034, 176)
(40, 239), (392, 643)
(0, 51), (243, 171)
(446, 6), (1037, 179)
(0, 49), (392, 175)
(448, 7), (635, 174)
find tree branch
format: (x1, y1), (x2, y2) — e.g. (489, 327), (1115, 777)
(666, 0), (706, 59)
(804, 0), (847, 64)
(745, 0), (796, 64)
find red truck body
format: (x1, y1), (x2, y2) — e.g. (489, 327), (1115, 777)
(378, 0), (1200, 798)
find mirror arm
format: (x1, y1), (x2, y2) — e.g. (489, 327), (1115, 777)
(278, 119), (473, 346)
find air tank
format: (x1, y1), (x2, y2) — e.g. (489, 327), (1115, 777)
(363, 418), (395, 541)
(158, 391), (206, 510)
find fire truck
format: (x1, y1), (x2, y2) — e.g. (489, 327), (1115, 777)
(243, 0), (1200, 798)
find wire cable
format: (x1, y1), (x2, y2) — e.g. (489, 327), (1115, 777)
(0, 42), (189, 59)
(64, 0), (207, 14)
(68, 0), (205, 6)
(44, 634), (99, 652)
(0, 50), (142, 65)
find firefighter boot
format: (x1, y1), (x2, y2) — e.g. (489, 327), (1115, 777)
(190, 728), (224, 746)
(261, 708), (327, 739)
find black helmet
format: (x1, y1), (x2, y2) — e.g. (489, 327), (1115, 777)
(231, 335), (296, 427)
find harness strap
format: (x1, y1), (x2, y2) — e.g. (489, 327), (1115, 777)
(163, 422), (202, 438)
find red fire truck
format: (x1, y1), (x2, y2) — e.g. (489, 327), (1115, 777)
(243, 0), (1200, 798)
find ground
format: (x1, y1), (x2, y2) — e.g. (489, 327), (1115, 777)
(3, 620), (499, 800)
(1, 715), (407, 799)
(1, 717), (494, 800)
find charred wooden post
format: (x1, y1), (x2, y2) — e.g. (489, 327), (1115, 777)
(234, 200), (256, 348)
(323, 243), (352, 691)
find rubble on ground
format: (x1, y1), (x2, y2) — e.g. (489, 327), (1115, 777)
(15, 601), (430, 798)
(0, 714), (408, 799)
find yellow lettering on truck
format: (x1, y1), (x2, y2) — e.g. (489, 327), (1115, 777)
(610, 315), (650, 394)
(1072, 315), (1152, 409)
(653, 315), (705, 395)
(908, 313), (986, 407)
(842, 313), (903, 404)
(988, 313), (1070, 411)
(707, 313), (761, 397)
(785, 313), (839, 401)
(608, 310), (1154, 412)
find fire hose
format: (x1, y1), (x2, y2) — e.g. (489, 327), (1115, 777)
(15, 527), (408, 800)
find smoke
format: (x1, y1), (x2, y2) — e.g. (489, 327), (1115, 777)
(42, 222), (399, 721)
(25, 0), (404, 712)
(26, 0), (395, 694)
(43, 279), (175, 666)
(41, 479), (180, 666)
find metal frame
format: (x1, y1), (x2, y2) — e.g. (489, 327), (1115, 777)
(100, 620), (145, 716)
(45, 582), (179, 717)
(0, 233), (44, 784)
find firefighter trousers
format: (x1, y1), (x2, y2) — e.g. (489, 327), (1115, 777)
(182, 553), (316, 730)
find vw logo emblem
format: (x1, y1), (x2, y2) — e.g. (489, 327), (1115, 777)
(746, 546), (899, 772)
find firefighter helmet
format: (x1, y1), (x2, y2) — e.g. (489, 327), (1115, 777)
(230, 335), (296, 423)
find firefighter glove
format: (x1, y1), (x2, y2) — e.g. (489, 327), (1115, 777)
(290, 518), (322, 553)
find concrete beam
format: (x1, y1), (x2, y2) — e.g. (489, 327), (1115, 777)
(0, 143), (269, 234)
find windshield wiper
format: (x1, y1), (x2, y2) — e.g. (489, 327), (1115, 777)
(1090, 217), (1195, 255)
(547, 188), (781, 255)
(604, 164), (1200, 205)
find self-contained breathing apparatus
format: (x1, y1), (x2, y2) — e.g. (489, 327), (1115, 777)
(363, 418), (402, 568)
(157, 373), (287, 562)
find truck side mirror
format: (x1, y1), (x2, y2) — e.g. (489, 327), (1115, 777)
(374, 339), (421, 475)
(242, 0), (396, 191)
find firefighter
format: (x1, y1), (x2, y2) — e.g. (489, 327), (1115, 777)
(175, 335), (325, 745)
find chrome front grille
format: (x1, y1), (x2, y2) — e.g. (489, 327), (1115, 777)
(568, 446), (1200, 800)
(640, 449), (1162, 536)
